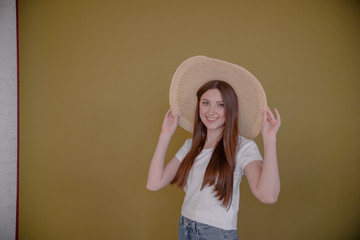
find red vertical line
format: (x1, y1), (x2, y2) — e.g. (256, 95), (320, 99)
(16, 0), (19, 239)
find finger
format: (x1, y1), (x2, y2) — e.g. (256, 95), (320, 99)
(266, 111), (271, 121)
(274, 108), (281, 123)
(166, 109), (173, 118)
(267, 106), (275, 120)
(166, 109), (170, 117)
(264, 108), (272, 121)
(262, 109), (267, 123)
(175, 112), (182, 120)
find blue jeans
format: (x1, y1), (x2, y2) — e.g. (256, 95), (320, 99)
(178, 215), (239, 240)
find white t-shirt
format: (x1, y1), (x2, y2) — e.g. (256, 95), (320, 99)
(175, 136), (263, 230)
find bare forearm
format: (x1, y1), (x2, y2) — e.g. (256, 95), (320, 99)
(257, 137), (280, 203)
(146, 133), (172, 189)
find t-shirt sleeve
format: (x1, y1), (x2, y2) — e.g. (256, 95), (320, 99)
(175, 139), (192, 162)
(237, 138), (263, 175)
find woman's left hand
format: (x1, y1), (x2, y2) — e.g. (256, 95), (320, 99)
(261, 106), (281, 140)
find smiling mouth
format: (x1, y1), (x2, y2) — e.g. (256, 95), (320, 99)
(206, 116), (218, 121)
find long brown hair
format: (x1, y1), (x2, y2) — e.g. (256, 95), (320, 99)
(171, 80), (239, 209)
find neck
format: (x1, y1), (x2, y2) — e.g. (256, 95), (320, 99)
(204, 128), (223, 148)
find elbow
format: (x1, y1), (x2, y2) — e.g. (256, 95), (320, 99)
(257, 191), (279, 204)
(146, 183), (161, 191)
(259, 195), (278, 204)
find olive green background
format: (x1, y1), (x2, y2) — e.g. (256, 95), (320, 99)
(19, 0), (360, 239)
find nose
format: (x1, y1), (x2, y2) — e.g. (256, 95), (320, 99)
(208, 104), (216, 115)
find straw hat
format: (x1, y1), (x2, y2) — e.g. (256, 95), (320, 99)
(169, 55), (267, 139)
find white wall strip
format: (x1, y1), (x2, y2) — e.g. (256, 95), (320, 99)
(0, 0), (17, 239)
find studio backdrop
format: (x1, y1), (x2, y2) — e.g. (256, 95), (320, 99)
(18, 1), (360, 239)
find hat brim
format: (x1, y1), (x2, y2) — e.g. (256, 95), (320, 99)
(169, 55), (267, 139)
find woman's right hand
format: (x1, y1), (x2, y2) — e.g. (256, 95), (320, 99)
(161, 109), (181, 137)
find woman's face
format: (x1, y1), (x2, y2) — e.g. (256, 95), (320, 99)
(199, 88), (226, 132)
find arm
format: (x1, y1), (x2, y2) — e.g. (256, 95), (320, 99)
(146, 109), (181, 191)
(245, 106), (281, 204)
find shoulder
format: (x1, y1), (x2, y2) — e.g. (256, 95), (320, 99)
(237, 135), (257, 150)
(185, 138), (192, 144)
(175, 138), (193, 162)
(236, 135), (262, 159)
(236, 135), (263, 173)
(183, 138), (192, 148)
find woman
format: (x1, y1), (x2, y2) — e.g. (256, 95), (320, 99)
(147, 56), (281, 240)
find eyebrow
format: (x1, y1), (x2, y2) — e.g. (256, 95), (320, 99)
(201, 98), (223, 103)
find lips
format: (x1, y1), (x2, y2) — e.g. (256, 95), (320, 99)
(206, 116), (218, 121)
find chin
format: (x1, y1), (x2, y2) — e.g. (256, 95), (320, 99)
(204, 124), (225, 132)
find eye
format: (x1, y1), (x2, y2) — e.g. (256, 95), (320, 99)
(202, 101), (209, 105)
(218, 103), (224, 107)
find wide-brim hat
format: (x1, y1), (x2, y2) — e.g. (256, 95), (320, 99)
(169, 55), (267, 139)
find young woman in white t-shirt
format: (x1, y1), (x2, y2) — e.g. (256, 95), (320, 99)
(147, 80), (280, 240)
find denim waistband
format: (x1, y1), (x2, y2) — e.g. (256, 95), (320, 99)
(179, 215), (223, 232)
(178, 215), (239, 240)
(179, 215), (197, 230)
